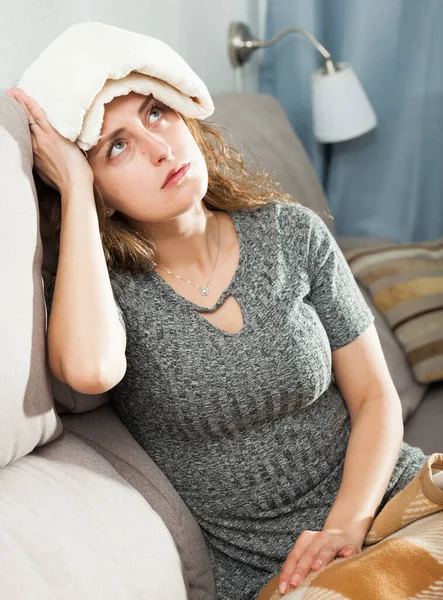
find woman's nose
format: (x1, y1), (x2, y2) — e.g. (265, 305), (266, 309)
(140, 130), (172, 164)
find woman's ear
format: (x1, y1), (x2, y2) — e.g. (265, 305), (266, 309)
(105, 207), (115, 217)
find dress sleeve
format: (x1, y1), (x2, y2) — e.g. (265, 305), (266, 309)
(304, 207), (375, 351)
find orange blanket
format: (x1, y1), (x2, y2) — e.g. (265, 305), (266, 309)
(258, 452), (443, 600)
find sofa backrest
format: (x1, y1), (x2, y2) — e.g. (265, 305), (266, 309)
(212, 92), (334, 233)
(0, 94), (62, 465)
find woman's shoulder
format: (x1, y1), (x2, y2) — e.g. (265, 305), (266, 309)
(275, 201), (331, 226)
(232, 200), (331, 236)
(233, 199), (325, 219)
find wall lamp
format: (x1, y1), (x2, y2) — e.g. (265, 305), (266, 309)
(228, 22), (377, 143)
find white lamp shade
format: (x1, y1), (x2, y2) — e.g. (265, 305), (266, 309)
(311, 62), (377, 143)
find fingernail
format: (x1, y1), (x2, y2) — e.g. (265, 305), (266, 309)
(290, 573), (301, 585)
(279, 582), (288, 594)
(314, 559), (323, 566)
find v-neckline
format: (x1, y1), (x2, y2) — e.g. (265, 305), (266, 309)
(150, 209), (245, 314)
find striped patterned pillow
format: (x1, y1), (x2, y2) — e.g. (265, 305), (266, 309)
(343, 239), (443, 384)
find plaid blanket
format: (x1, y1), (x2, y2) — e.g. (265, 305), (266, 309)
(258, 452), (443, 600)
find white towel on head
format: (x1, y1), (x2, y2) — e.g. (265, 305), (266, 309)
(17, 21), (214, 151)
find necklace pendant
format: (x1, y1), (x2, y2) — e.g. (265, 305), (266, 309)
(200, 287), (209, 296)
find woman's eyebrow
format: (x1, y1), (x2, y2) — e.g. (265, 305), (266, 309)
(95, 94), (154, 155)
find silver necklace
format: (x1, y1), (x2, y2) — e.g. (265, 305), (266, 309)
(153, 212), (220, 296)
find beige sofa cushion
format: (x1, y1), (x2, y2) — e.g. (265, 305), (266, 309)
(344, 239), (443, 384)
(337, 235), (428, 421)
(61, 405), (216, 600)
(0, 94), (62, 466)
(0, 431), (187, 599)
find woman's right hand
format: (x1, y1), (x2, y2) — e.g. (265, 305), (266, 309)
(6, 87), (93, 194)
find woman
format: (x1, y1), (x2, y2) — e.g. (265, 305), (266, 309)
(7, 49), (427, 600)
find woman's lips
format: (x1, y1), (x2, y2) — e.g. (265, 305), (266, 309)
(162, 162), (191, 189)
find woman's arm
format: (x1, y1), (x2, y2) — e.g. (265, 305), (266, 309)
(7, 88), (126, 395)
(322, 322), (404, 538)
(47, 177), (127, 394)
(278, 323), (404, 594)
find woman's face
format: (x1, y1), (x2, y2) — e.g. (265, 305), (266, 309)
(87, 92), (208, 225)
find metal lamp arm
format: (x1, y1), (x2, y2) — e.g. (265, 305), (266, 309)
(249, 26), (331, 62)
(228, 22), (337, 73)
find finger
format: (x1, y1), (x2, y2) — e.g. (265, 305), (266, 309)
(311, 542), (341, 570)
(20, 92), (50, 134)
(279, 531), (315, 578)
(10, 90), (36, 127)
(10, 89), (44, 136)
(279, 531), (316, 593)
(8, 88), (28, 106)
(6, 88), (20, 100)
(289, 541), (338, 587)
(19, 96), (43, 132)
(338, 544), (360, 558)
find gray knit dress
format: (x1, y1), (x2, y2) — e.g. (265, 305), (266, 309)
(108, 201), (427, 600)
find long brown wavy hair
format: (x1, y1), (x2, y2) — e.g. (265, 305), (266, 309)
(37, 112), (300, 278)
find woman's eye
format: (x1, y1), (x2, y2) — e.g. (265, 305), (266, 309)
(108, 140), (126, 158)
(148, 106), (162, 124)
(106, 105), (164, 159)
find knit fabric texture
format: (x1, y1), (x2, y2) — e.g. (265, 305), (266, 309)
(109, 202), (427, 600)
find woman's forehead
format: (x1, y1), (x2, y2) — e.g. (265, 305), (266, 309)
(104, 91), (150, 113)
(100, 92), (154, 136)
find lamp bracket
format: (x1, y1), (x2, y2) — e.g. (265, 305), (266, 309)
(228, 21), (337, 72)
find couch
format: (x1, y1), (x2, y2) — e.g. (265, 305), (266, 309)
(1, 90), (441, 600)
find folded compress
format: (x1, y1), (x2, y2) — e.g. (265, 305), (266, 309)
(17, 21), (214, 151)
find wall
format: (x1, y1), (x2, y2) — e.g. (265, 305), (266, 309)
(0, 0), (267, 95)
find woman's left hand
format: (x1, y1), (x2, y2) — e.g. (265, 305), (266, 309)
(278, 528), (363, 594)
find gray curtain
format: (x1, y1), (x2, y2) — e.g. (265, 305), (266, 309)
(260, 0), (443, 242)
